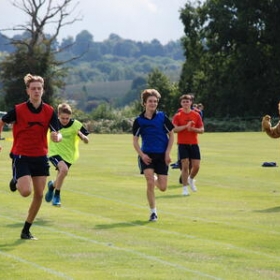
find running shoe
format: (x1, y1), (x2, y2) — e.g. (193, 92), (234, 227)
(9, 179), (17, 192)
(21, 231), (37, 240)
(188, 176), (197, 192)
(182, 186), (190, 196)
(149, 212), (158, 222)
(45, 181), (54, 202)
(52, 194), (61, 207)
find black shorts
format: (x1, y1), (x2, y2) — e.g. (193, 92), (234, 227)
(49, 155), (72, 169)
(12, 155), (50, 180)
(138, 153), (168, 175)
(178, 144), (201, 161)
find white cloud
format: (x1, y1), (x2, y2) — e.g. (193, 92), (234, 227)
(0, 0), (195, 44)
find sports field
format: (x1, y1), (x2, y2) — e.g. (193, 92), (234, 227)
(0, 131), (280, 279)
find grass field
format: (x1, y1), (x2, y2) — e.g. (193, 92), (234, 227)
(1, 132), (280, 279)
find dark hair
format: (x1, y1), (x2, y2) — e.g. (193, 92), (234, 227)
(179, 94), (193, 102)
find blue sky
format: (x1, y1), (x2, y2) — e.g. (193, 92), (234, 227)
(0, 0), (200, 44)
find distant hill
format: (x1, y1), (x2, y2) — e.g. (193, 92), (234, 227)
(0, 31), (185, 111)
(65, 80), (133, 101)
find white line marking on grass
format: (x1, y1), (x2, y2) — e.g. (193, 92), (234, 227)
(58, 207), (280, 263)
(44, 227), (223, 280)
(66, 189), (280, 237)
(0, 251), (73, 280)
(0, 215), (220, 280)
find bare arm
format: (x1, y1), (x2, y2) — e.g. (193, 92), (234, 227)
(78, 131), (89, 144)
(0, 119), (5, 139)
(0, 119), (6, 151)
(173, 122), (204, 134)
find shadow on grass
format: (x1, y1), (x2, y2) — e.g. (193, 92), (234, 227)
(0, 239), (27, 251)
(94, 220), (150, 229)
(157, 194), (187, 199)
(167, 184), (181, 190)
(5, 218), (52, 229)
(255, 206), (280, 213)
(0, 219), (53, 251)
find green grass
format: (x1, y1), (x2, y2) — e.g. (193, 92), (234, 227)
(1, 132), (280, 279)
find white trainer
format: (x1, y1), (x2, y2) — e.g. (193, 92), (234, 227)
(188, 176), (197, 192)
(182, 186), (190, 196)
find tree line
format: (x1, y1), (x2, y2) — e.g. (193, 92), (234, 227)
(1, 0), (280, 132)
(179, 0), (280, 118)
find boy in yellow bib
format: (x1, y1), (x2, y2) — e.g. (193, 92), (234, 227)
(45, 103), (89, 206)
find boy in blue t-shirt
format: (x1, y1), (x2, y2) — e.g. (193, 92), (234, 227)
(132, 89), (174, 222)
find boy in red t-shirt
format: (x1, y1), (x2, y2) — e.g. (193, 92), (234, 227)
(172, 94), (204, 196)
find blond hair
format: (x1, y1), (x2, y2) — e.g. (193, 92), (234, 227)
(141, 89), (161, 106)
(24, 73), (44, 88)
(57, 103), (72, 115)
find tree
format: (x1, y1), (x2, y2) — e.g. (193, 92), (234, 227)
(72, 30), (93, 55)
(147, 68), (180, 117)
(0, 0), (81, 109)
(179, 0), (280, 118)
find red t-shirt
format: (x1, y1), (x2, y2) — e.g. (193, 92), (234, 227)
(172, 110), (203, 144)
(12, 103), (54, 156)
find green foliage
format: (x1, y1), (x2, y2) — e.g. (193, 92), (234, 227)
(179, 0), (280, 118)
(205, 117), (262, 132)
(90, 103), (115, 120)
(0, 29), (184, 111)
(0, 45), (66, 109)
(147, 69), (181, 117)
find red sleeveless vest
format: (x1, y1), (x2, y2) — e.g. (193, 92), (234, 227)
(11, 102), (54, 156)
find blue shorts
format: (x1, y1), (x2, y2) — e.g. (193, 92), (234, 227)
(138, 153), (169, 175)
(49, 155), (72, 169)
(12, 155), (50, 180)
(178, 144), (201, 161)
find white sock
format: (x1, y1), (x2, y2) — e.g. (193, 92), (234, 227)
(183, 186), (188, 190)
(150, 208), (157, 214)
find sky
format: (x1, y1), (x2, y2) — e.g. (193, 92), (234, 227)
(0, 0), (199, 44)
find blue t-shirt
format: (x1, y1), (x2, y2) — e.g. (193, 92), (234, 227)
(132, 111), (174, 153)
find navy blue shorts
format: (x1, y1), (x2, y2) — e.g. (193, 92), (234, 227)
(49, 155), (72, 169)
(12, 155), (50, 180)
(138, 153), (169, 175)
(178, 144), (201, 161)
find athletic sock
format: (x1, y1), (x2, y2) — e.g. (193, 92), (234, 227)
(54, 189), (60, 196)
(150, 208), (157, 214)
(22, 221), (32, 233)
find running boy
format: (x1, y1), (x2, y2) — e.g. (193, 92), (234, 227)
(172, 94), (204, 196)
(132, 89), (174, 221)
(0, 73), (62, 240)
(45, 103), (89, 206)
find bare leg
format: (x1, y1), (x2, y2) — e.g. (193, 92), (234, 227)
(26, 176), (46, 223)
(189, 159), (200, 179)
(144, 169), (156, 209)
(17, 175), (32, 197)
(181, 158), (190, 186)
(53, 161), (69, 190)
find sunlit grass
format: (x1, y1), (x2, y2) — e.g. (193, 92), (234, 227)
(0, 131), (280, 279)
